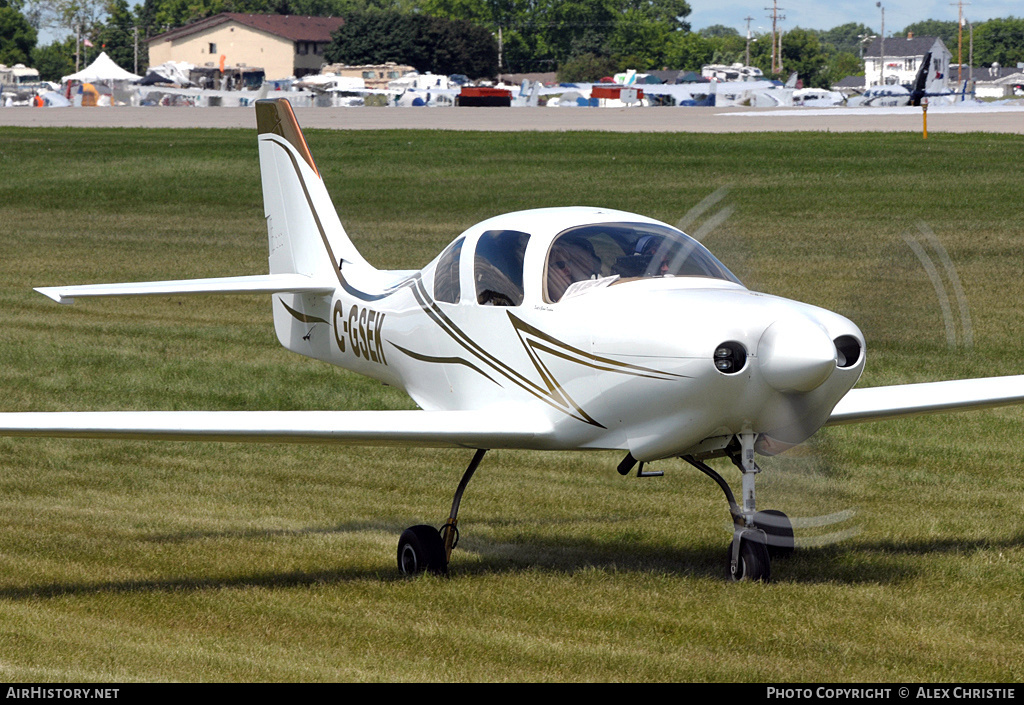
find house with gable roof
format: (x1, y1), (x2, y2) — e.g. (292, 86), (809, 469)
(147, 13), (345, 80)
(862, 34), (951, 91)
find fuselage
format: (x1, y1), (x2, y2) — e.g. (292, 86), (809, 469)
(275, 207), (865, 461)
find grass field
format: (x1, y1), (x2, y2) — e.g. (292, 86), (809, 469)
(0, 125), (1022, 682)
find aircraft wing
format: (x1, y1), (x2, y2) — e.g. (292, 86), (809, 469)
(827, 375), (1024, 425)
(35, 274), (334, 305)
(0, 410), (554, 449)
(641, 84), (708, 99)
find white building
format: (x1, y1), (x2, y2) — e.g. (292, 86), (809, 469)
(863, 35), (951, 90)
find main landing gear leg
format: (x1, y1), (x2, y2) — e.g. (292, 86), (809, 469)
(397, 448), (487, 577)
(683, 434), (794, 582)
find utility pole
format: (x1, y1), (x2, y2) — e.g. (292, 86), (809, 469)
(765, 1), (785, 75)
(968, 18), (973, 84)
(497, 26), (503, 73)
(876, 2), (885, 86)
(951, 0), (971, 84)
(777, 29), (784, 73)
(744, 16), (754, 66)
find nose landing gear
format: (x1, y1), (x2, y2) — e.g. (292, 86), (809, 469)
(683, 433), (794, 582)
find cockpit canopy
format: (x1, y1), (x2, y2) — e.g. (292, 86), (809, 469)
(427, 212), (742, 307)
(544, 222), (740, 302)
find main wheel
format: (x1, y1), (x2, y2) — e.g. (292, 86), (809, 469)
(727, 536), (772, 582)
(754, 509), (795, 559)
(397, 525), (448, 576)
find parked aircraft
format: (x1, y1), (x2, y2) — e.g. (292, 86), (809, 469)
(3, 98), (1023, 582)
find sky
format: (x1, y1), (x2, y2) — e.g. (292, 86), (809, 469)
(689, 1), (1021, 35)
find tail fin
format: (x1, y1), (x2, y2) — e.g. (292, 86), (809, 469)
(256, 98), (374, 361)
(256, 98), (371, 279)
(909, 52), (932, 106)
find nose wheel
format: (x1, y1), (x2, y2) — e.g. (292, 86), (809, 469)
(728, 534), (771, 581)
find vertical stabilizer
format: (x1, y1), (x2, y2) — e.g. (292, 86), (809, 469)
(255, 98), (372, 361)
(256, 98), (371, 278)
(910, 52), (933, 106)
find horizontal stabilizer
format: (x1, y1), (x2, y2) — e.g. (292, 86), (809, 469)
(35, 274), (334, 305)
(827, 375), (1024, 425)
(0, 409), (554, 450)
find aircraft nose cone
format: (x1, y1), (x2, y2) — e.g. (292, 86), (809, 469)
(758, 317), (837, 393)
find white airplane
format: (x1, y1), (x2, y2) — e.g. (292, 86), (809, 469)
(3, 98), (1024, 582)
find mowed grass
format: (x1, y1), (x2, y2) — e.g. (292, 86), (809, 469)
(0, 125), (1022, 682)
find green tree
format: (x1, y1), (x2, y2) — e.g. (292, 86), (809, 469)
(974, 17), (1024, 67)
(324, 9), (497, 77)
(817, 22), (875, 57)
(0, 3), (36, 64)
(704, 31), (745, 65)
(422, 0), (692, 74)
(820, 50), (862, 87)
(625, 0), (690, 32)
(31, 36), (74, 80)
(663, 30), (713, 70)
(93, 0), (138, 71)
(747, 27), (827, 86)
(323, 9), (416, 65)
(901, 19), (958, 48)
(419, 0), (492, 26)
(415, 13), (497, 76)
(543, 0), (617, 67)
(779, 28), (827, 86)
(698, 23), (737, 38)
(555, 50), (615, 81)
(38, 0), (106, 41)
(607, 6), (672, 69)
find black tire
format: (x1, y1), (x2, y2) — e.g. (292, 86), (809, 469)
(397, 525), (447, 576)
(754, 509), (795, 559)
(727, 536), (772, 582)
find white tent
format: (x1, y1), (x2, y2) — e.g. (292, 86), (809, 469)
(61, 52), (141, 83)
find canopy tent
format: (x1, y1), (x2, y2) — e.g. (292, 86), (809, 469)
(61, 52), (141, 83)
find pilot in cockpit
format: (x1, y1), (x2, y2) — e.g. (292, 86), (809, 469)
(547, 238), (601, 302)
(611, 235), (673, 279)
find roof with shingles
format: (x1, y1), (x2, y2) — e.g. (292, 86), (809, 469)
(863, 36), (948, 58)
(150, 13), (344, 44)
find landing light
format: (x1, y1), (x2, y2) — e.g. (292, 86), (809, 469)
(714, 342), (747, 374)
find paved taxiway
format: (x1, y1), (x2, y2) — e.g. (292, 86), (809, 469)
(1, 103), (1023, 133)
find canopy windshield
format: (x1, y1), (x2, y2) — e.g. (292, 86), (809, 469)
(545, 222), (741, 302)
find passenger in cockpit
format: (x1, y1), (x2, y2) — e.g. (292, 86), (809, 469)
(547, 238), (600, 302)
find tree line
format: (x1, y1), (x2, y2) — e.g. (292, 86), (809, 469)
(3, 0), (1022, 86)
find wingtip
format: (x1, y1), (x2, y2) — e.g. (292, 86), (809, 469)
(34, 287), (74, 305)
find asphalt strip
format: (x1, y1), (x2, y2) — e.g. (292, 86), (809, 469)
(1, 103), (1022, 133)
